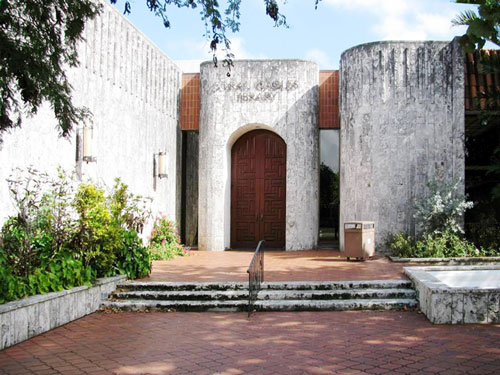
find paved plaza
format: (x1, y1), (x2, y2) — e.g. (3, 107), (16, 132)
(1, 311), (499, 375)
(143, 250), (414, 282)
(1, 251), (499, 374)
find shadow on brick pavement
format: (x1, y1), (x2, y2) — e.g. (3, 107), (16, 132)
(143, 250), (418, 282)
(1, 311), (499, 375)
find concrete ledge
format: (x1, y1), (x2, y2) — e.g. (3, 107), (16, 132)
(404, 265), (500, 324)
(0, 274), (126, 350)
(389, 255), (500, 264)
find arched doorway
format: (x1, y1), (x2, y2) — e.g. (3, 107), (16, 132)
(231, 129), (286, 249)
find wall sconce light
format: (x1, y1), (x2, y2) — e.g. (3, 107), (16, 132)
(156, 151), (168, 179)
(82, 125), (96, 163)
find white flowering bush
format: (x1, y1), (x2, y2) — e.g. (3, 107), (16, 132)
(385, 179), (500, 258)
(414, 179), (473, 235)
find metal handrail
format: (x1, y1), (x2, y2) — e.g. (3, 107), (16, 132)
(247, 240), (265, 317)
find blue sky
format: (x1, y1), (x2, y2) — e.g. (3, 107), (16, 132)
(112, 0), (477, 72)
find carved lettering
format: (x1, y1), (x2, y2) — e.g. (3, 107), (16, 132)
(255, 80), (293, 91)
(207, 79), (300, 102)
(236, 92), (278, 103)
(286, 81), (299, 91)
(208, 80), (299, 95)
(271, 80), (283, 90)
(254, 81), (265, 91)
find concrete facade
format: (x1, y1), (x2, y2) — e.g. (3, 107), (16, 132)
(198, 60), (320, 251)
(0, 1), (182, 232)
(0, 2), (467, 253)
(339, 40), (465, 251)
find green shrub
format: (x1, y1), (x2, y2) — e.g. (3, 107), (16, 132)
(0, 168), (153, 303)
(466, 214), (500, 255)
(0, 253), (28, 303)
(386, 178), (491, 258)
(108, 179), (151, 233)
(0, 212), (95, 303)
(71, 183), (120, 277)
(0, 215), (60, 277)
(70, 180), (153, 278)
(387, 230), (481, 258)
(386, 233), (414, 258)
(148, 216), (186, 260)
(27, 256), (95, 296)
(114, 228), (151, 279)
(107, 179), (152, 278)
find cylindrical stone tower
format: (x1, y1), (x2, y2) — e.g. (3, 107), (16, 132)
(339, 40), (465, 251)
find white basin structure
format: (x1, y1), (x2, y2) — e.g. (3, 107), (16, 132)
(405, 265), (500, 324)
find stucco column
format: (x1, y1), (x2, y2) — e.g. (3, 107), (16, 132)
(198, 60), (319, 251)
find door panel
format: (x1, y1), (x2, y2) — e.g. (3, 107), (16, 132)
(231, 130), (286, 249)
(232, 136), (258, 248)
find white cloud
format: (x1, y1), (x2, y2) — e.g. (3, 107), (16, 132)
(224, 37), (266, 59)
(324, 0), (468, 41)
(174, 37), (268, 72)
(177, 36), (266, 62)
(305, 48), (334, 69)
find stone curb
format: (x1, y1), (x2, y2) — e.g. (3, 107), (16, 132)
(388, 255), (500, 264)
(0, 274), (127, 351)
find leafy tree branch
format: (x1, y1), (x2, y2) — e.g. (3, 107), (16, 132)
(454, 0), (500, 51)
(112, 0), (291, 70)
(0, 0), (100, 141)
(0, 0), (322, 141)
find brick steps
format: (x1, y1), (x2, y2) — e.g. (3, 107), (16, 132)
(101, 280), (417, 312)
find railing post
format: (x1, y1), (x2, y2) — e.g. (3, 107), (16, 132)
(247, 240), (265, 317)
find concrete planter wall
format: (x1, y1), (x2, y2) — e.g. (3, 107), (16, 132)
(405, 265), (500, 324)
(389, 256), (500, 264)
(0, 275), (126, 350)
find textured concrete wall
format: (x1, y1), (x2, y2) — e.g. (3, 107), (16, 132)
(339, 40), (465, 251)
(0, 1), (181, 232)
(185, 132), (199, 246)
(0, 275), (126, 350)
(199, 60), (319, 251)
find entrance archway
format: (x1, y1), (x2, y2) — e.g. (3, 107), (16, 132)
(231, 129), (286, 249)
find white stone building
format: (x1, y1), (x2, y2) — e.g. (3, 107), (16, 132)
(0, 1), (466, 252)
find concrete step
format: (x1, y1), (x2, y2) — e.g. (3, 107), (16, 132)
(116, 280), (412, 292)
(255, 298), (418, 311)
(109, 290), (249, 301)
(115, 281), (248, 292)
(261, 280), (412, 290)
(103, 279), (417, 312)
(101, 299), (248, 312)
(257, 288), (416, 301)
(101, 298), (417, 312)
(109, 288), (415, 302)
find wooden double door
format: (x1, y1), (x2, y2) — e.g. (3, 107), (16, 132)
(231, 130), (286, 249)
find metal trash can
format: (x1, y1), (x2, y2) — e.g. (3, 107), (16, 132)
(344, 221), (375, 260)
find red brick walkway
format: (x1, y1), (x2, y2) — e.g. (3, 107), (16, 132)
(143, 250), (417, 282)
(1, 311), (499, 375)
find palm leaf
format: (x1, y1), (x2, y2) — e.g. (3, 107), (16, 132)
(452, 9), (480, 26)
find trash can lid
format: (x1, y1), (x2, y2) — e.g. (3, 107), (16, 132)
(344, 221), (375, 229)
(344, 221), (375, 225)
